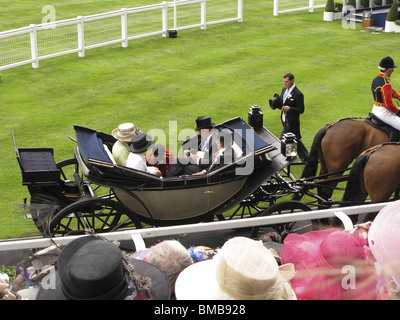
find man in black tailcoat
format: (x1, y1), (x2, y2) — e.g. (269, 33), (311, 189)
(270, 72), (309, 162)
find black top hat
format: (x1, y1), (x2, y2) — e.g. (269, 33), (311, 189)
(195, 116), (215, 131)
(129, 132), (155, 153)
(36, 236), (171, 300)
(269, 93), (282, 110)
(379, 56), (397, 70)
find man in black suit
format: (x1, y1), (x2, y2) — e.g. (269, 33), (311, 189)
(165, 116), (219, 176)
(279, 72), (309, 162)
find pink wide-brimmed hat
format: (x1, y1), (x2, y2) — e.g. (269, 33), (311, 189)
(368, 200), (400, 283)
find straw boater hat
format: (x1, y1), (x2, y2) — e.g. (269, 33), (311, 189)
(175, 237), (296, 300)
(112, 123), (142, 142)
(368, 200), (400, 284)
(36, 236), (171, 300)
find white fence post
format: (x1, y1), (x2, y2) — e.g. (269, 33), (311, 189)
(238, 0), (243, 22)
(273, 0), (279, 16)
(121, 8), (128, 47)
(309, 0), (314, 13)
(77, 16), (85, 57)
(173, 0), (177, 30)
(201, 0), (207, 29)
(162, 1), (168, 36)
(29, 24), (39, 69)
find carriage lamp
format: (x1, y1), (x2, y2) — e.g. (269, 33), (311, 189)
(281, 132), (298, 160)
(248, 105), (263, 130)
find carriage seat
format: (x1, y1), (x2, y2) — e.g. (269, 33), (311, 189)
(367, 112), (400, 142)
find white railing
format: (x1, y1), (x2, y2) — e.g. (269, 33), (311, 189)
(273, 0), (390, 16)
(273, 0), (326, 16)
(0, 202), (387, 251)
(0, 0), (243, 71)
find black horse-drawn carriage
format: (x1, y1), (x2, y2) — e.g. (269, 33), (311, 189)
(15, 107), (361, 239)
(15, 110), (313, 237)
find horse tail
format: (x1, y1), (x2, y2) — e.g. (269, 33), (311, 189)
(301, 126), (328, 178)
(342, 153), (369, 203)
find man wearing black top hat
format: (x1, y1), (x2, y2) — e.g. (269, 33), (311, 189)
(165, 116), (219, 176)
(269, 72), (309, 162)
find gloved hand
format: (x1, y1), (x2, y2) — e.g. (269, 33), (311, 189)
(0, 279), (21, 300)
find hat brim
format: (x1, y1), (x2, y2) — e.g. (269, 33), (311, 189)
(37, 237), (171, 300)
(174, 258), (295, 300)
(195, 123), (215, 131)
(129, 136), (155, 153)
(112, 128), (137, 142)
(269, 94), (282, 110)
(175, 259), (230, 300)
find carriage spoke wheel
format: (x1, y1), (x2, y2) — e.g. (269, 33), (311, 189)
(56, 158), (111, 198)
(217, 186), (273, 221)
(250, 200), (313, 240)
(44, 198), (143, 237)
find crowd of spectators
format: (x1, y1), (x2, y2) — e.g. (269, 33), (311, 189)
(1, 200), (400, 300)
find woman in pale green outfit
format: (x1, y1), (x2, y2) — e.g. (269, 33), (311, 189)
(111, 123), (142, 166)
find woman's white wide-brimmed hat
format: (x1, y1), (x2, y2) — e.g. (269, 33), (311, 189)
(175, 237), (296, 300)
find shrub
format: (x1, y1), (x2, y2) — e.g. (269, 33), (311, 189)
(325, 0), (335, 11)
(348, 0), (357, 7)
(387, 0), (399, 21)
(335, 2), (343, 12)
(361, 0), (370, 7)
(376, 0), (394, 4)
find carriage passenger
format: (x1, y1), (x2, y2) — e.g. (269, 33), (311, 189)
(111, 123), (142, 166)
(371, 56), (400, 131)
(126, 133), (162, 176)
(146, 144), (174, 176)
(165, 116), (219, 177)
(193, 129), (236, 175)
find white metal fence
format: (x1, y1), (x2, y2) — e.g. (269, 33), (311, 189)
(0, 0), (243, 71)
(273, 0), (391, 16)
(273, 0), (326, 16)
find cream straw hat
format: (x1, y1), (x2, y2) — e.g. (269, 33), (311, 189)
(175, 237), (296, 300)
(112, 123), (141, 142)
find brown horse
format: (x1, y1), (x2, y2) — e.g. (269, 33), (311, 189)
(301, 117), (390, 201)
(343, 142), (400, 204)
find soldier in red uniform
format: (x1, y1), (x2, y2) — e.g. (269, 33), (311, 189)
(371, 56), (400, 130)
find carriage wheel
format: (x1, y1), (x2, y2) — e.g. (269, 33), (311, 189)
(56, 158), (111, 198)
(216, 169), (299, 221)
(216, 186), (272, 221)
(250, 200), (313, 240)
(57, 158), (78, 180)
(44, 198), (143, 237)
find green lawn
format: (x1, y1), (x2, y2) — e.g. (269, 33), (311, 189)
(1, 0), (398, 239)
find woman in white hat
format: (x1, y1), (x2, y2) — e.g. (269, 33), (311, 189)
(175, 236), (296, 300)
(111, 123), (142, 166)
